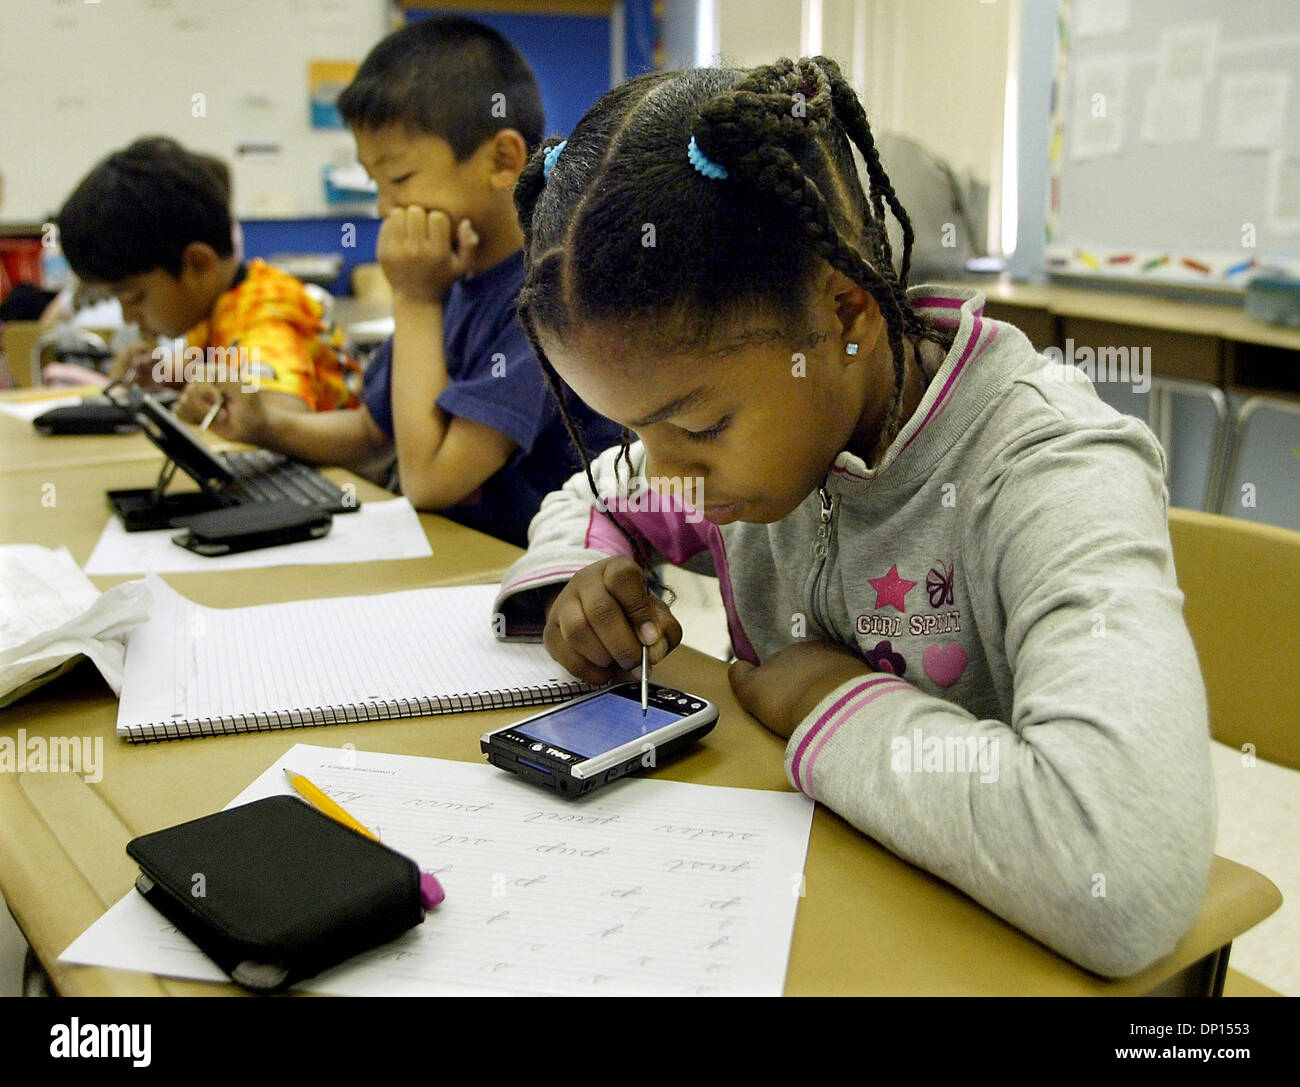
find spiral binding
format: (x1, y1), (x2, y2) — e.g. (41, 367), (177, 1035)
(127, 681), (590, 743)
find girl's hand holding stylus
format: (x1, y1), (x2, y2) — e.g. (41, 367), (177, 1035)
(730, 642), (873, 739)
(543, 556), (682, 687)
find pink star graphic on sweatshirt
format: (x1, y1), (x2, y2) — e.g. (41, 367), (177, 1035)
(869, 564), (917, 611)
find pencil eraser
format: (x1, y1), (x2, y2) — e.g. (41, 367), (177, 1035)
(419, 872), (445, 909)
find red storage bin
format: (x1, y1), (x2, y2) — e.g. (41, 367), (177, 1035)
(0, 238), (44, 302)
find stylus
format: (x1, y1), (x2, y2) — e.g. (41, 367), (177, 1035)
(641, 645), (649, 716)
(198, 393), (225, 432)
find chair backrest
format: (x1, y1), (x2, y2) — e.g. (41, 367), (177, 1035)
(0, 319), (42, 386)
(1167, 506), (1300, 770)
(302, 283), (335, 325)
(350, 263), (392, 305)
(1086, 376), (1230, 513)
(1220, 395), (1300, 532)
(1147, 377), (1230, 512)
(35, 327), (111, 382)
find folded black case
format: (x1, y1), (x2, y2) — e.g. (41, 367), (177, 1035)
(33, 402), (138, 435)
(169, 500), (332, 556)
(127, 795), (424, 992)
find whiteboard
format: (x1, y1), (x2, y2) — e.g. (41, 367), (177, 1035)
(1046, 0), (1300, 289)
(0, 0), (388, 224)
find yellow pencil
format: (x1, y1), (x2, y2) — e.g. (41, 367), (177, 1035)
(282, 768), (445, 909)
(283, 768), (378, 841)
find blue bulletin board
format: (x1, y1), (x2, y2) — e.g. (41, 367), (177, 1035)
(408, 2), (660, 140)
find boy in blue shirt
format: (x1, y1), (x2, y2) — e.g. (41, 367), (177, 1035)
(178, 16), (620, 546)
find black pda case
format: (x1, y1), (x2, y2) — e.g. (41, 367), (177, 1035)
(127, 795), (425, 992)
(169, 500), (332, 556)
(33, 401), (139, 435)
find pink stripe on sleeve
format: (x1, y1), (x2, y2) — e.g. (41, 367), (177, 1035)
(910, 296), (965, 309)
(791, 676), (908, 796)
(585, 507), (636, 556)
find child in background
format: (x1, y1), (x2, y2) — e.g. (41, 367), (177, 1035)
(57, 137), (357, 413)
(493, 59), (1214, 976)
(177, 17), (621, 546)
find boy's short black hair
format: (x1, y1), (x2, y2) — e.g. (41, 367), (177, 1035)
(338, 16), (544, 158)
(58, 137), (233, 284)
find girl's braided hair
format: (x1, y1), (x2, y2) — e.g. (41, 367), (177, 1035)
(515, 57), (954, 559)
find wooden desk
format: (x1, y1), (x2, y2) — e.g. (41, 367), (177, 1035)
(947, 277), (1300, 399)
(0, 388), (167, 475)
(0, 448), (1283, 996)
(0, 457), (520, 586)
(0, 618), (1281, 997)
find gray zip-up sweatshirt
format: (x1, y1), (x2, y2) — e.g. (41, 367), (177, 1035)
(493, 285), (1216, 978)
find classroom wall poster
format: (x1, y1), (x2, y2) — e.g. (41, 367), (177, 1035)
(309, 60), (359, 130)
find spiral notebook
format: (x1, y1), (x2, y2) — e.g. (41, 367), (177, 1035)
(116, 578), (590, 743)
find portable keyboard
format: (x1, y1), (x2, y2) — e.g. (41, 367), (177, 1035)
(219, 450), (358, 513)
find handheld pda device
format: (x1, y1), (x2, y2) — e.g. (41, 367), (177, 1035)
(481, 682), (718, 798)
(102, 392), (360, 531)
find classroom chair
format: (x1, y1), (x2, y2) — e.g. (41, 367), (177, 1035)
(1147, 377), (1231, 513)
(303, 282), (335, 325)
(350, 263), (393, 305)
(1218, 396), (1300, 533)
(1167, 506), (1300, 771)
(31, 327), (112, 386)
(1092, 374), (1230, 514)
(1168, 506), (1300, 997)
(0, 320), (43, 386)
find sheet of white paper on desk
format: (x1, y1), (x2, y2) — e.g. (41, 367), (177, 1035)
(82, 496), (432, 574)
(61, 743), (816, 996)
(0, 545), (149, 705)
(0, 395), (84, 422)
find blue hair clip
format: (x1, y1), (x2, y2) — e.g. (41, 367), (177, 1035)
(687, 136), (728, 180)
(543, 139), (567, 182)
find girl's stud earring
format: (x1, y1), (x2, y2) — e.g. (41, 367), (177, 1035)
(845, 343), (859, 356)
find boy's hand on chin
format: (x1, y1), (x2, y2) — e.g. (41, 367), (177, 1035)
(378, 206), (479, 303)
(729, 642), (873, 739)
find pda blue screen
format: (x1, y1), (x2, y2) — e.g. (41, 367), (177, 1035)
(516, 695), (681, 758)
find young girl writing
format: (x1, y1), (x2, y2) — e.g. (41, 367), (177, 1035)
(493, 58), (1214, 978)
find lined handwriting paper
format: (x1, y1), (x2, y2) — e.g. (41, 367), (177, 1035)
(62, 744), (815, 995)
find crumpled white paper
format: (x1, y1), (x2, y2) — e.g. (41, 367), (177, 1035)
(0, 545), (151, 707)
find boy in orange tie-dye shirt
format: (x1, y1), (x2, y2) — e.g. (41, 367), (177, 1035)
(57, 137), (358, 415)
(183, 257), (358, 411)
